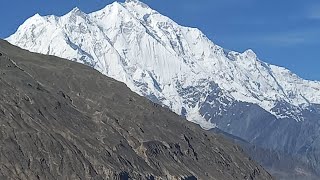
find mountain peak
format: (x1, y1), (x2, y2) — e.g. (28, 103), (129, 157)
(17, 13), (44, 29)
(95, 1), (125, 13)
(124, 0), (150, 9)
(28, 13), (44, 21)
(68, 6), (85, 15)
(32, 13), (41, 18)
(125, 0), (144, 4)
(64, 6), (87, 20)
(72, 7), (80, 12)
(243, 49), (257, 59)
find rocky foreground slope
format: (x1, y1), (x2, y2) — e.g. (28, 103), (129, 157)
(0, 40), (272, 179)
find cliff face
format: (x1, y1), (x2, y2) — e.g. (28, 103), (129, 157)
(0, 40), (272, 179)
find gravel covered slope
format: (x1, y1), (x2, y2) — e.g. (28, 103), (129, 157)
(0, 40), (272, 179)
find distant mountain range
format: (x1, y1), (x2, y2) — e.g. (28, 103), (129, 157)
(6, 0), (320, 178)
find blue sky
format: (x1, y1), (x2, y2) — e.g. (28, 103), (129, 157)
(1, 0), (319, 80)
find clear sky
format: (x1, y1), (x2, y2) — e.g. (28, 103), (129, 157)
(1, 0), (319, 80)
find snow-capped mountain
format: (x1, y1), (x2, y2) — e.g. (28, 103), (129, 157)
(6, 0), (320, 175)
(7, 0), (320, 127)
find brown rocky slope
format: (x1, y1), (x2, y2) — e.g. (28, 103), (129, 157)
(0, 40), (272, 180)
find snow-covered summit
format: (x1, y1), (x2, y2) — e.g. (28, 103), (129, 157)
(6, 0), (320, 128)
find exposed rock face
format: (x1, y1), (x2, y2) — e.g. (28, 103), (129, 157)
(0, 40), (272, 179)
